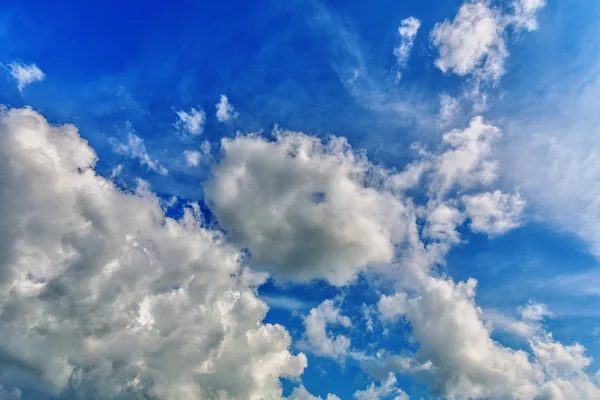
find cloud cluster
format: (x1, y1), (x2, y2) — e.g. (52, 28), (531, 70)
(205, 128), (411, 285)
(0, 107), (307, 399)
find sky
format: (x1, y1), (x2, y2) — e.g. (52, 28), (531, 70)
(0, 0), (599, 399)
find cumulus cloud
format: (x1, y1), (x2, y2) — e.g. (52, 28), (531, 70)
(379, 276), (600, 399)
(431, 116), (501, 194)
(0, 107), (307, 399)
(430, 0), (545, 84)
(111, 129), (169, 175)
(174, 107), (205, 137)
(353, 373), (408, 400)
(216, 94), (238, 122)
(205, 128), (411, 285)
(462, 190), (525, 235)
(287, 385), (341, 400)
(6, 61), (45, 91)
(431, 1), (507, 81)
(303, 300), (352, 361)
(393, 17), (421, 79)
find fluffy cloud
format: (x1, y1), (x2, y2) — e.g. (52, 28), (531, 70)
(431, 116), (501, 194)
(205, 128), (411, 285)
(379, 276), (600, 399)
(110, 128), (168, 175)
(394, 17), (421, 79)
(462, 190), (525, 235)
(287, 385), (341, 400)
(0, 107), (307, 399)
(216, 94), (238, 122)
(353, 373), (408, 400)
(6, 61), (45, 92)
(174, 107), (206, 137)
(431, 1), (507, 81)
(303, 300), (352, 361)
(430, 0), (545, 83)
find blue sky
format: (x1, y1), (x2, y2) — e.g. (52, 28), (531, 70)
(1, 0), (600, 399)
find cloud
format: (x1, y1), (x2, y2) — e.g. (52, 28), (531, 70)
(394, 17), (421, 79)
(462, 190), (525, 235)
(0, 107), (307, 399)
(174, 107), (205, 137)
(353, 373), (408, 400)
(437, 93), (460, 128)
(431, 116), (501, 195)
(431, 1), (507, 81)
(183, 150), (201, 167)
(6, 61), (45, 92)
(511, 0), (546, 31)
(379, 276), (600, 399)
(215, 94), (238, 122)
(111, 128), (169, 175)
(508, 301), (555, 338)
(287, 385), (341, 400)
(303, 300), (352, 361)
(430, 0), (545, 84)
(205, 128), (411, 285)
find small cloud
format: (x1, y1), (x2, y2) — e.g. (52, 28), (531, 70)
(6, 61), (45, 92)
(110, 128), (168, 175)
(174, 107), (205, 137)
(394, 16), (421, 80)
(111, 164), (123, 179)
(215, 94), (238, 122)
(183, 140), (212, 167)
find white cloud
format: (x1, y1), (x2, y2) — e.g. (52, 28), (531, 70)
(431, 1), (507, 81)
(353, 373), (408, 400)
(6, 61), (45, 92)
(379, 276), (600, 399)
(304, 300), (352, 361)
(111, 129), (168, 175)
(216, 94), (238, 122)
(205, 128), (411, 285)
(287, 385), (341, 400)
(511, 0), (546, 31)
(437, 93), (460, 128)
(0, 107), (307, 399)
(430, 0), (545, 84)
(431, 116), (501, 194)
(507, 302), (555, 338)
(183, 150), (201, 167)
(174, 107), (205, 137)
(394, 17), (421, 79)
(462, 190), (525, 235)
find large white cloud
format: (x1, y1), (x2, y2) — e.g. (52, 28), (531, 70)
(0, 107), (307, 399)
(205, 128), (411, 285)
